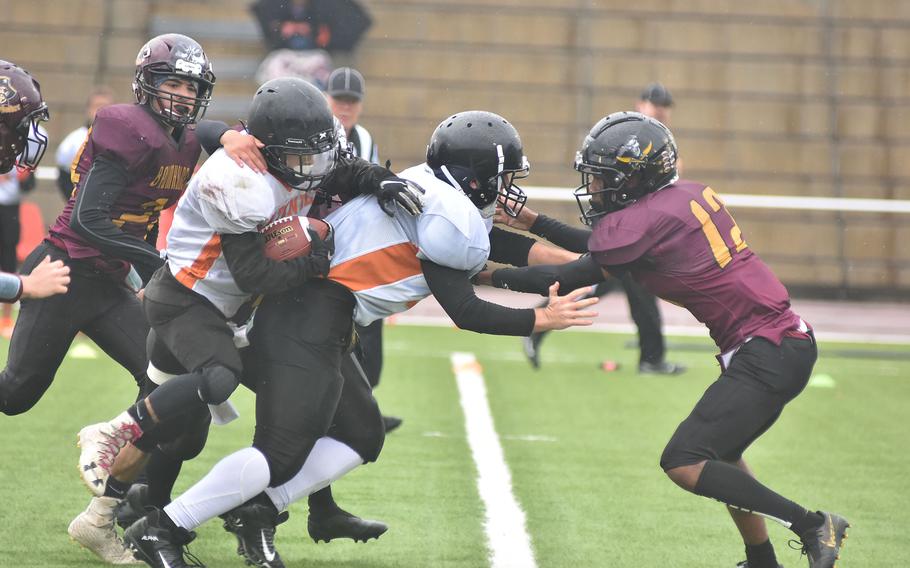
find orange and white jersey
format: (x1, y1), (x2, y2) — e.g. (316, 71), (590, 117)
(326, 163), (489, 326)
(165, 149), (315, 317)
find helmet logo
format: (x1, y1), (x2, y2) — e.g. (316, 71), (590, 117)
(136, 43), (151, 65)
(615, 136), (653, 164)
(0, 76), (18, 112)
(175, 59), (202, 76)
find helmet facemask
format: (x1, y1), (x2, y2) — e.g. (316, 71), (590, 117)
(139, 66), (214, 127)
(490, 149), (529, 218)
(262, 127), (337, 190)
(573, 154), (644, 226)
(1, 104), (49, 173)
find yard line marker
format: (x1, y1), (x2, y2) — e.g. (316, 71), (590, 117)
(451, 352), (537, 568)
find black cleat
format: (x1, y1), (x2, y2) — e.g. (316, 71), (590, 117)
(115, 483), (149, 530)
(382, 415), (403, 433)
(795, 511), (849, 568)
(736, 562), (784, 567)
(522, 332), (546, 369)
(123, 508), (203, 568)
(221, 502), (288, 568)
(638, 361), (687, 375)
(308, 507), (388, 543)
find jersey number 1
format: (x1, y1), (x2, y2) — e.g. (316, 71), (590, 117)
(689, 187), (747, 268)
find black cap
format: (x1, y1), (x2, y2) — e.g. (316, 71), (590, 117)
(326, 67), (364, 100)
(640, 82), (674, 107)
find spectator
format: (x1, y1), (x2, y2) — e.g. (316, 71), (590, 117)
(326, 67), (378, 164)
(54, 86), (115, 200)
(522, 82), (685, 376)
(251, 0), (371, 53)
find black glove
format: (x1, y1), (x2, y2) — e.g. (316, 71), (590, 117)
(292, 225), (334, 280)
(377, 177), (425, 217)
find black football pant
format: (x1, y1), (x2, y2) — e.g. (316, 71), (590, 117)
(593, 273), (665, 365)
(0, 241), (147, 415)
(136, 267), (243, 439)
(532, 272), (665, 365)
(354, 318), (383, 388)
(249, 279), (359, 486)
(0, 203), (20, 274)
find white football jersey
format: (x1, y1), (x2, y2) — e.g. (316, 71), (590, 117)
(326, 163), (489, 326)
(165, 149), (316, 317)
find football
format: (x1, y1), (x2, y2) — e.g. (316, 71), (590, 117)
(261, 216), (330, 261)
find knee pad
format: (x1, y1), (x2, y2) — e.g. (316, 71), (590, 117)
(261, 447), (309, 487)
(331, 419), (384, 463)
(158, 409), (212, 461)
(0, 374), (45, 416)
(197, 364), (240, 405)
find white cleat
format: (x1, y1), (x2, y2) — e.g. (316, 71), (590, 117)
(68, 496), (142, 565)
(78, 413), (142, 496)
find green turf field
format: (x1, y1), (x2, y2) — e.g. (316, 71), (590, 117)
(1, 325), (906, 567)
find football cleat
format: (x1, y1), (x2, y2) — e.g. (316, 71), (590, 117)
(115, 483), (150, 530)
(795, 511), (849, 568)
(308, 507), (388, 544)
(68, 496), (142, 565)
(221, 502), (288, 568)
(123, 508), (203, 568)
(522, 332), (546, 369)
(735, 562), (784, 567)
(382, 415), (403, 433)
(78, 413), (143, 496)
(638, 361), (687, 375)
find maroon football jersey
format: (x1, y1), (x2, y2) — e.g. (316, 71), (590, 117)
(588, 179), (801, 352)
(48, 104), (200, 261)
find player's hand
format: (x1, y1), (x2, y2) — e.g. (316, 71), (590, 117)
(295, 224), (334, 279)
(533, 282), (598, 332)
(221, 130), (267, 174)
(20, 256), (70, 299)
(377, 177), (425, 217)
(494, 201), (538, 231)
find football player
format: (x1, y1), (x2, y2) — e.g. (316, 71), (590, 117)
(0, 60), (71, 301)
(486, 112), (849, 568)
(116, 110), (597, 568)
(0, 36), (215, 564)
(75, 76), (425, 568)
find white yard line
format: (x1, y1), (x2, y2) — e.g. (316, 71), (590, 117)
(450, 352), (537, 568)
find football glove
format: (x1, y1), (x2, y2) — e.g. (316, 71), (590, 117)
(377, 177), (425, 217)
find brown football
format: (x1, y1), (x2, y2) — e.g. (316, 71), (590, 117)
(261, 216), (330, 261)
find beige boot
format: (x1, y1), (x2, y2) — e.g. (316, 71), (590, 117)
(68, 496), (141, 564)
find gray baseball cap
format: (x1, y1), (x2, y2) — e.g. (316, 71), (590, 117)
(326, 67), (365, 100)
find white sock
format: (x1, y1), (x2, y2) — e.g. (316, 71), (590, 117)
(264, 437), (363, 512)
(164, 447), (270, 530)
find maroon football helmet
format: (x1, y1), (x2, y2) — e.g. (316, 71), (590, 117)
(132, 34), (216, 127)
(0, 60), (49, 173)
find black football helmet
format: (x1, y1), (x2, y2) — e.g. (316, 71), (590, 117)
(0, 60), (49, 173)
(246, 77), (337, 190)
(574, 111), (678, 225)
(426, 110), (529, 217)
(133, 34), (215, 127)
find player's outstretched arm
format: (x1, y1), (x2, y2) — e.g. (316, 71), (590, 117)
(532, 282), (599, 332)
(18, 256), (71, 299)
(489, 254), (608, 296)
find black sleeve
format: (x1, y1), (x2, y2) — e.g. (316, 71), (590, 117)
(421, 259), (535, 336)
(490, 254), (607, 296)
(57, 168), (75, 198)
(196, 120), (232, 156)
(487, 226), (536, 267)
(319, 153), (394, 202)
(221, 231), (320, 295)
(69, 155), (164, 283)
(529, 213), (592, 254)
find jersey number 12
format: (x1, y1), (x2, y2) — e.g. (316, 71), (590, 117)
(689, 187), (747, 269)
